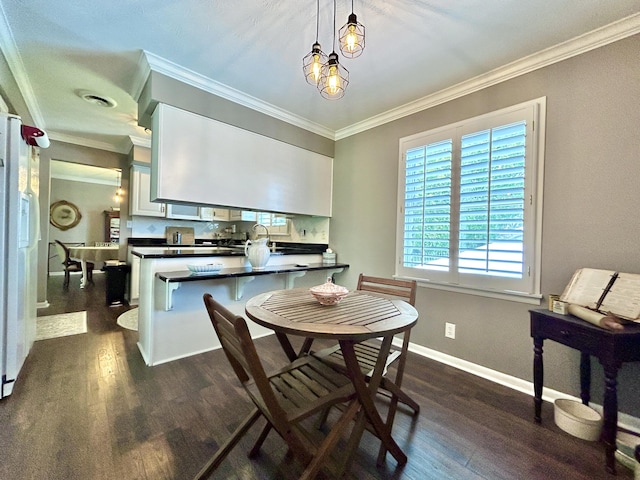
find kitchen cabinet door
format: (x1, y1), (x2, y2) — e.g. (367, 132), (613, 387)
(166, 203), (201, 220)
(129, 254), (140, 304)
(229, 210), (257, 221)
(130, 165), (166, 217)
(210, 208), (229, 221)
(200, 207), (213, 221)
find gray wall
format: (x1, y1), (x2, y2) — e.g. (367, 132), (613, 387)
(331, 34), (640, 417)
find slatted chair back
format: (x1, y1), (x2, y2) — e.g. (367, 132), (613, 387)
(356, 274), (417, 306)
(203, 293), (289, 426)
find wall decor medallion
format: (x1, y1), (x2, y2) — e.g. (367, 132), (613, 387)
(50, 200), (81, 230)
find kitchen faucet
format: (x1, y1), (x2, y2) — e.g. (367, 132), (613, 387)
(252, 223), (269, 238)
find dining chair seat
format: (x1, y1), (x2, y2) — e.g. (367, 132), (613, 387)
(196, 293), (359, 480)
(54, 240), (94, 288)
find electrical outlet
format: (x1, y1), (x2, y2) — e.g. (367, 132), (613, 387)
(445, 322), (456, 339)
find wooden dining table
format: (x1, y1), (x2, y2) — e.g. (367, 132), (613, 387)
(245, 287), (419, 472)
(68, 245), (119, 288)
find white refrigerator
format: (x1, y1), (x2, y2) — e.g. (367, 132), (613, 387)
(0, 112), (46, 398)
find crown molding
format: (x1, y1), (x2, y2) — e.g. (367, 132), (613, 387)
(143, 51), (336, 140)
(335, 12), (640, 140)
(0, 2), (45, 128)
(130, 50), (151, 102)
(48, 131), (128, 154)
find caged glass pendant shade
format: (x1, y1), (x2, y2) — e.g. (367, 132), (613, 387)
(303, 42), (328, 85)
(318, 52), (349, 100)
(339, 12), (365, 58)
(339, 0), (365, 58)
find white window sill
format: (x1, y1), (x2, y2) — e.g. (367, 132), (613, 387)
(396, 276), (543, 305)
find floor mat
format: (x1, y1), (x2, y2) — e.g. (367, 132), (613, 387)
(36, 311), (87, 340)
(117, 308), (138, 331)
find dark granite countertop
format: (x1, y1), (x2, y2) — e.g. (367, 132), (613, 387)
(132, 247), (246, 258)
(156, 262), (349, 283)
(129, 238), (328, 257)
(132, 247), (328, 259)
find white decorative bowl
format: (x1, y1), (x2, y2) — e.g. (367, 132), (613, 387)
(310, 280), (349, 305)
(187, 263), (224, 274)
(554, 399), (602, 441)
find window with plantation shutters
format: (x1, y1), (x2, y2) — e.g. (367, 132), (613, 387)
(256, 212), (290, 235)
(397, 98), (545, 299)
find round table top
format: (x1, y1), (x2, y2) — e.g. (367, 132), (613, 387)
(68, 245), (119, 262)
(245, 288), (418, 342)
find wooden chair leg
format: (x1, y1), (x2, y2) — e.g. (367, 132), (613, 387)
(377, 333), (415, 465)
(63, 270), (70, 288)
(378, 377), (420, 414)
(194, 408), (261, 480)
(248, 421), (272, 458)
(314, 406), (332, 429)
(300, 400), (360, 480)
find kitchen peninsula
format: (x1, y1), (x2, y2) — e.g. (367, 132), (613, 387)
(132, 245), (348, 366)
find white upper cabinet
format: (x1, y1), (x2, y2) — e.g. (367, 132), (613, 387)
(201, 207), (229, 221)
(151, 104), (333, 217)
(229, 210), (257, 222)
(130, 165), (166, 217)
(165, 203), (201, 220)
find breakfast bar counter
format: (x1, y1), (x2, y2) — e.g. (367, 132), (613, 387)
(133, 246), (348, 366)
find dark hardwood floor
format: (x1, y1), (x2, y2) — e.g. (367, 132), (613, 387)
(0, 272), (632, 479)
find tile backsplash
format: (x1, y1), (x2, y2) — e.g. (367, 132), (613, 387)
(131, 215), (330, 244)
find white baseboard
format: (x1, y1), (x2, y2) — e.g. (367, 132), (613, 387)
(399, 339), (640, 435)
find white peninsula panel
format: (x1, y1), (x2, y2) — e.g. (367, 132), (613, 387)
(151, 103), (333, 217)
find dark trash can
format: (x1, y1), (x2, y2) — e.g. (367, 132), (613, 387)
(102, 262), (130, 306)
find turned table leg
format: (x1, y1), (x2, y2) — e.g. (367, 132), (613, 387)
(580, 352), (591, 406)
(602, 363), (620, 475)
(533, 336), (544, 423)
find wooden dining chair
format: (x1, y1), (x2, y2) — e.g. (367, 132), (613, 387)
(54, 240), (94, 288)
(312, 274), (419, 464)
(314, 274), (419, 409)
(197, 293), (359, 480)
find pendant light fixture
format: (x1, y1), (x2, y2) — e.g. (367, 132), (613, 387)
(339, 0), (365, 58)
(318, 0), (349, 100)
(302, 0), (328, 85)
(113, 170), (124, 204)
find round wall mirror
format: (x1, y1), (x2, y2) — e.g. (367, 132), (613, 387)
(50, 200), (81, 230)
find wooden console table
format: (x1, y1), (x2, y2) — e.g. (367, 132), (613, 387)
(530, 308), (640, 474)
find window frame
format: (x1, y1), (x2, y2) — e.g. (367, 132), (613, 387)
(257, 212), (290, 236)
(395, 98), (546, 302)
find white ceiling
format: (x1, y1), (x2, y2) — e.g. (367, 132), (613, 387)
(1, 1), (639, 154)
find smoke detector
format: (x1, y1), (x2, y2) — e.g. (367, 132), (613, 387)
(78, 90), (117, 108)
